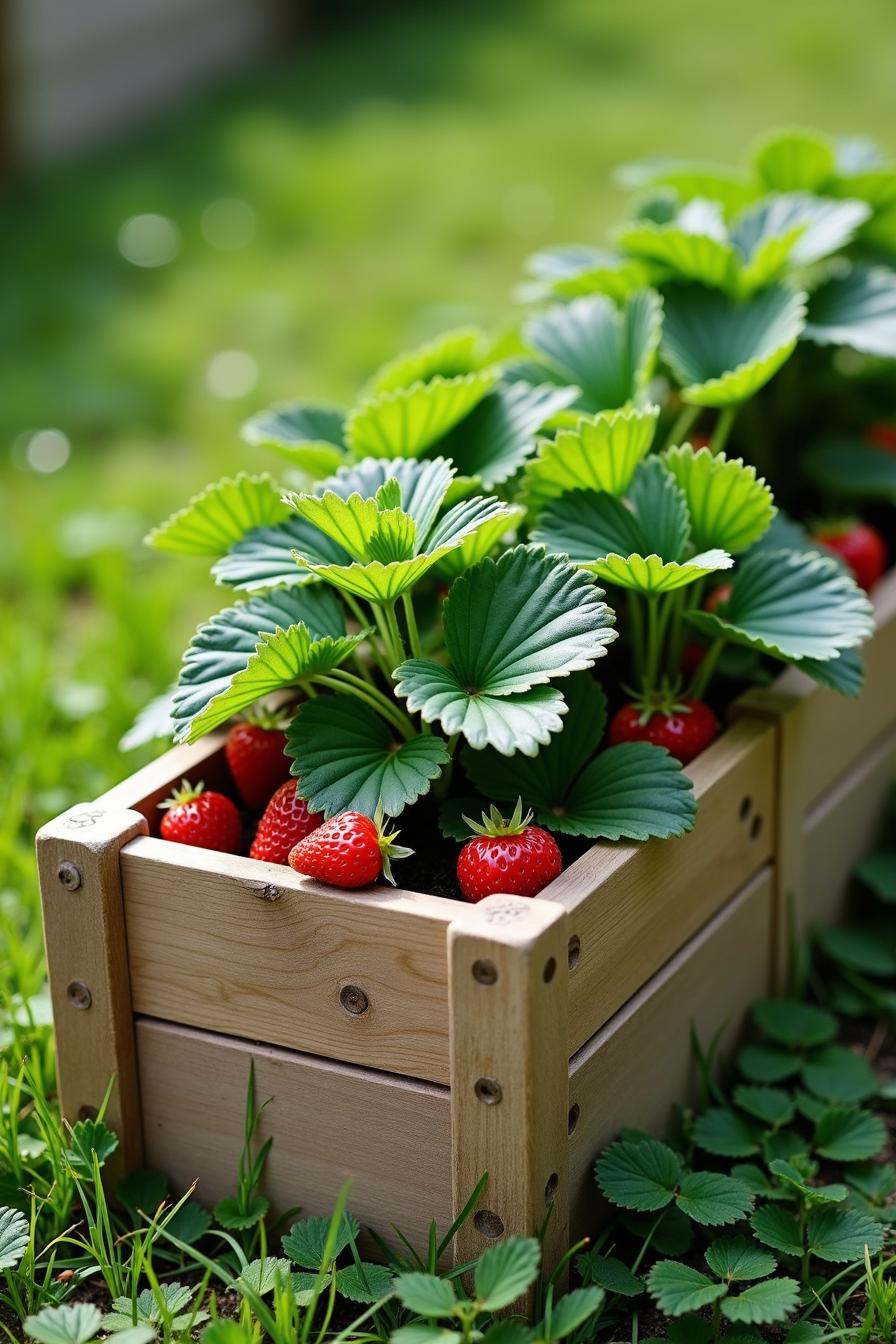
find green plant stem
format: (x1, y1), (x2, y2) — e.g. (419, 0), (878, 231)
(710, 405), (737, 454)
(371, 603), (403, 670)
(314, 670), (415, 739)
(628, 594), (646, 687)
(401, 592), (423, 658)
(686, 636), (726, 700)
(344, 594), (394, 680)
(664, 590), (687, 681)
(644, 596), (663, 691)
(664, 403), (700, 449)
(383, 600), (408, 665)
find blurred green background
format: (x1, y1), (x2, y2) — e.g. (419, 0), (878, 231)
(2, 0), (896, 1002)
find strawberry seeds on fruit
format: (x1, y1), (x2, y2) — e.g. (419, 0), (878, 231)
(457, 799), (563, 903)
(250, 778), (323, 865)
(158, 779), (241, 853)
(226, 709), (292, 810)
(608, 692), (719, 767)
(288, 804), (413, 889)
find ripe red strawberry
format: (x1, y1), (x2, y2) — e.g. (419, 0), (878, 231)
(812, 520), (887, 593)
(865, 422), (896, 453)
(226, 713), (292, 810)
(457, 801), (562, 903)
(609, 696), (719, 766)
(250, 780), (323, 864)
(288, 807), (412, 888)
(159, 779), (241, 852)
(704, 582), (733, 614)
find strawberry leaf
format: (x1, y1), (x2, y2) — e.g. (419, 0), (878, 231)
(618, 199), (736, 290)
(661, 283), (806, 406)
(0, 1207), (28, 1271)
(855, 851), (896, 902)
(146, 473), (289, 556)
(769, 1159), (848, 1205)
(753, 998), (837, 1048)
(346, 370), (498, 459)
(732, 193), (869, 268)
(524, 245), (650, 302)
(807, 1206), (883, 1262)
(804, 264), (896, 357)
(721, 1277), (799, 1326)
(436, 381), (580, 489)
(802, 1044), (877, 1104)
(473, 1237), (541, 1310)
(675, 1172), (754, 1226)
(686, 549), (874, 663)
(435, 504), (524, 581)
(282, 1212), (360, 1268)
(814, 1107), (886, 1162)
(213, 517), (350, 592)
(803, 438), (896, 502)
(661, 446), (775, 554)
(368, 328), (486, 394)
(737, 1042), (802, 1084)
(646, 1261), (727, 1316)
(815, 922), (896, 974)
(522, 404), (660, 515)
(590, 549), (733, 595)
(596, 1137), (682, 1213)
(693, 1108), (760, 1158)
(751, 1204), (803, 1257)
(287, 696), (449, 818)
(753, 128), (837, 193)
(733, 1086), (795, 1128)
(576, 1249), (644, 1297)
(704, 1237), (776, 1282)
(241, 402), (347, 473)
(796, 647), (865, 698)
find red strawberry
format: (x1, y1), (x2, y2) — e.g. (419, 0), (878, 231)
(457, 801), (562, 903)
(865, 422), (896, 453)
(609, 697), (719, 766)
(704, 582), (733, 614)
(812, 520), (887, 593)
(288, 807), (412, 889)
(690, 433), (712, 451)
(250, 780), (322, 864)
(226, 713), (292, 810)
(159, 779), (241, 852)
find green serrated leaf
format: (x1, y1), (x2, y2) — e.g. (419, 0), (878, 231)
(705, 1237), (776, 1282)
(281, 1211), (360, 1268)
(596, 1136), (681, 1213)
(662, 284), (806, 407)
(436, 504), (524, 581)
(733, 1086), (796, 1129)
(721, 1277), (799, 1326)
(807, 1205), (884, 1262)
(146, 473), (289, 556)
(693, 1108), (759, 1158)
(437, 380), (579, 489)
(797, 647), (866, 698)
(0, 1206), (29, 1270)
(213, 515), (349, 591)
(369, 328), (486, 394)
(214, 1194), (269, 1230)
(814, 1107), (886, 1162)
(805, 437), (896, 504)
(618, 201), (737, 290)
(591, 548), (734, 595)
(662, 445), (775, 554)
(241, 402), (346, 471)
(738, 1042), (802, 1083)
(25, 1305), (105, 1344)
(676, 1172), (754, 1227)
(231, 1257), (293, 1295)
(802, 1045), (877, 1104)
(117, 1169), (168, 1223)
(804, 264), (896, 357)
(549, 1286), (606, 1338)
(751, 1204), (803, 1257)
(334, 1262), (393, 1304)
(753, 998), (837, 1048)
(287, 696), (448, 818)
(393, 1272), (457, 1318)
(524, 244), (651, 302)
(522, 404), (659, 515)
(732, 193), (868, 267)
(856, 850), (896, 901)
(474, 1237), (541, 1310)
(629, 455), (692, 559)
(753, 128), (836, 193)
(576, 1249), (644, 1296)
(64, 1118), (118, 1179)
(347, 371), (498, 459)
(646, 1261), (727, 1316)
(769, 1159), (847, 1205)
(166, 1200), (212, 1246)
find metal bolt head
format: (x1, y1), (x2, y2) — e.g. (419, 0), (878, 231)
(67, 981), (92, 1010)
(57, 861), (82, 892)
(340, 985), (369, 1016)
(474, 1076), (503, 1105)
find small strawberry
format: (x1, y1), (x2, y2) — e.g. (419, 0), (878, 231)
(865, 422), (896, 453)
(811, 519), (887, 592)
(159, 779), (241, 853)
(457, 800), (562, 903)
(226, 710), (292, 810)
(288, 805), (412, 889)
(250, 779), (323, 864)
(704, 582), (733, 614)
(609, 695), (719, 766)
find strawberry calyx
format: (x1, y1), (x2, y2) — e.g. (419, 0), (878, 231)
(622, 680), (696, 727)
(239, 705), (293, 732)
(372, 801), (414, 885)
(461, 797), (534, 840)
(158, 778), (208, 810)
(810, 516), (862, 540)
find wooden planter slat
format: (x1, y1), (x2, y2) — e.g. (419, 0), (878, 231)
(121, 837), (455, 1083)
(549, 716), (774, 1051)
(135, 1017), (452, 1253)
(567, 864), (774, 1239)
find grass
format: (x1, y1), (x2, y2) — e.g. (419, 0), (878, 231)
(2, 0), (896, 1335)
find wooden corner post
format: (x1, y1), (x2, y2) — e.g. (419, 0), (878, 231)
(448, 894), (570, 1302)
(36, 804), (148, 1181)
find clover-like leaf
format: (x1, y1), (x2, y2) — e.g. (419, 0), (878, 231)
(705, 1237), (776, 1283)
(732, 193), (870, 268)
(282, 1212), (360, 1268)
(171, 586), (354, 742)
(721, 1277), (799, 1326)
(287, 696), (449, 818)
(523, 290), (663, 412)
(242, 402), (346, 474)
(753, 998), (837, 1048)
(596, 1136), (681, 1213)
(804, 265), (896, 357)
(25, 1305), (106, 1344)
(474, 1237), (541, 1310)
(693, 1108), (759, 1158)
(646, 1262), (727, 1316)
(751, 1204), (803, 1257)
(807, 1206), (883, 1262)
(146, 473), (289, 556)
(346, 370), (498, 458)
(0, 1206), (29, 1270)
(437, 381), (579, 488)
(804, 438), (896, 502)
(687, 548), (873, 663)
(394, 546), (616, 755)
(369, 328), (486, 394)
(662, 283), (806, 406)
(802, 1045), (877, 1104)
(662, 445), (775, 554)
(814, 1107), (886, 1162)
(753, 128), (837, 193)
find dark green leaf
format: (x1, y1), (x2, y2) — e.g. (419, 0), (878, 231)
(855, 850), (896, 902)
(807, 1205), (884, 1261)
(437, 381), (578, 488)
(335, 1262), (394, 1303)
(750, 1205), (803, 1257)
(693, 1108), (760, 1158)
(769, 1159), (847, 1205)
(646, 1261), (726, 1316)
(802, 1045), (877, 1104)
(814, 1107), (886, 1162)
(64, 1119), (118, 1179)
(753, 999), (837, 1048)
(803, 438), (896, 503)
(213, 516), (349, 591)
(816, 923), (896, 975)
(547, 1286), (605, 1338)
(576, 1249), (644, 1296)
(676, 1172), (754, 1227)
(214, 1194), (269, 1231)
(595, 1137), (681, 1213)
(281, 1211), (360, 1268)
(733, 1086), (796, 1129)
(721, 1277), (799, 1326)
(804, 265), (896, 357)
(737, 1042), (802, 1084)
(117, 1169), (168, 1222)
(619, 1205), (694, 1256)
(705, 1237), (775, 1282)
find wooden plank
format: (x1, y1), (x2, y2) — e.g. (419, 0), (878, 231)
(95, 733), (229, 823)
(567, 866), (774, 1240)
(122, 837), (456, 1084)
(136, 1017), (452, 1253)
(449, 896), (569, 1305)
(36, 804), (149, 1181)
(543, 716), (774, 1053)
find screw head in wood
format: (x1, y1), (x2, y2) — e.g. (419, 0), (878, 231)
(56, 861), (82, 891)
(474, 1209), (505, 1238)
(66, 981), (92, 1010)
(340, 985), (369, 1016)
(474, 1076), (502, 1105)
(472, 959), (498, 985)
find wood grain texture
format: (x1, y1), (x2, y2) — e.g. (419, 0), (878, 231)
(449, 895), (569, 1303)
(36, 805), (149, 1180)
(122, 837), (456, 1083)
(136, 1017), (452, 1252)
(543, 716), (774, 1053)
(567, 866), (774, 1240)
(95, 733), (228, 822)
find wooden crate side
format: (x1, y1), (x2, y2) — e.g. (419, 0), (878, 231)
(800, 724), (896, 935)
(122, 837), (455, 1083)
(136, 1018), (452, 1252)
(543, 717), (774, 1053)
(566, 865), (773, 1240)
(36, 805), (149, 1180)
(95, 733), (228, 822)
(449, 896), (570, 1304)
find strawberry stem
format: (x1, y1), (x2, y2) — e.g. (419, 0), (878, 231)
(313, 670), (415, 740)
(709, 405), (737, 455)
(686, 636), (726, 700)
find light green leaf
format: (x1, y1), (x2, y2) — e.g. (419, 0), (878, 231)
(390, 1329), (461, 1344)
(802, 1045), (878, 1104)
(523, 290), (663, 412)
(616, 156), (755, 213)
(751, 1204), (803, 1257)
(346, 370), (498, 459)
(172, 586), (354, 743)
(231, 1257), (293, 1296)
(576, 1249), (644, 1297)
(213, 515), (349, 591)
(753, 128), (836, 193)
(549, 1287), (606, 1338)
(287, 696), (448, 818)
(335, 1262), (393, 1304)
(687, 549), (874, 663)
(693, 1108), (759, 1158)
(662, 445), (775, 553)
(733, 1086), (796, 1129)
(721, 1278), (799, 1326)
(731, 193), (870, 268)
(0, 1206), (29, 1270)
(804, 438), (896, 502)
(856, 850), (896, 902)
(241, 402), (346, 472)
(146, 473), (288, 556)
(393, 1272), (457, 1318)
(804, 265), (896, 357)
(753, 998), (837, 1048)
(281, 1212), (360, 1268)
(646, 1261), (727, 1316)
(618, 201), (737, 290)
(318, 456), (456, 536)
(814, 1107), (886, 1162)
(807, 1206), (883, 1262)
(437, 381), (580, 489)
(521, 403), (663, 513)
(596, 1136), (681, 1213)
(675, 1172), (754, 1227)
(394, 545), (616, 754)
(474, 1237), (541, 1310)
(25, 1305), (105, 1344)
(590, 548), (733, 595)
(369, 328), (485, 394)
(436, 504), (524, 580)
(524, 245), (650, 302)
(705, 1237), (776, 1282)
(662, 284), (806, 406)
